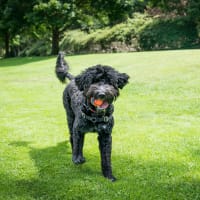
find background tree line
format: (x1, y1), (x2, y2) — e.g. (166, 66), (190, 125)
(0, 0), (200, 57)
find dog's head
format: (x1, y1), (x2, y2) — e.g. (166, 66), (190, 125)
(75, 65), (129, 110)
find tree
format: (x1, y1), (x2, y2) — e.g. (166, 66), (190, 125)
(0, 0), (33, 57)
(147, 0), (187, 15)
(0, 0), (17, 57)
(73, 0), (109, 31)
(90, 0), (135, 25)
(187, 0), (200, 20)
(28, 0), (75, 55)
(187, 0), (200, 37)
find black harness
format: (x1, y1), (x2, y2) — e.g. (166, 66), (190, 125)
(81, 102), (112, 123)
(81, 112), (111, 123)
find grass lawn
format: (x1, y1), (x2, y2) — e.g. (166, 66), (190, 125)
(0, 50), (200, 200)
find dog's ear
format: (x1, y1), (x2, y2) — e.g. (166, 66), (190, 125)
(117, 72), (129, 89)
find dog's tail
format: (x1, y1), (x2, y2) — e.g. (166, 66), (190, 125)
(55, 52), (74, 83)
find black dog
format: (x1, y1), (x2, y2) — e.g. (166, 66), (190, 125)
(55, 52), (129, 181)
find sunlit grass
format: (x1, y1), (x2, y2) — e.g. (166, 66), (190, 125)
(0, 50), (200, 200)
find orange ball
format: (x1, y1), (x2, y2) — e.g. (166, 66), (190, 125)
(94, 99), (103, 106)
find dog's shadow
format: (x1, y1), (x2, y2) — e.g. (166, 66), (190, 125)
(8, 140), (98, 199)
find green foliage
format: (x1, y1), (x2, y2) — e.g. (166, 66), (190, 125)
(187, 0), (200, 37)
(0, 50), (200, 199)
(0, 0), (33, 57)
(20, 39), (51, 57)
(31, 0), (74, 29)
(27, 0), (76, 55)
(0, 0), (28, 32)
(139, 17), (199, 50)
(187, 0), (200, 20)
(60, 13), (151, 53)
(147, 0), (184, 11)
(76, 11), (110, 31)
(91, 0), (134, 24)
(1, 0), (200, 57)
(60, 13), (199, 53)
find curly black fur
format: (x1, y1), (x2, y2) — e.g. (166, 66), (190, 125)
(55, 52), (129, 181)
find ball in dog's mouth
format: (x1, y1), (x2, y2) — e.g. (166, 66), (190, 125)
(91, 98), (109, 109)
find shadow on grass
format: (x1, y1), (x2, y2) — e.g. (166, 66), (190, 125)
(0, 53), (89, 68)
(0, 56), (55, 67)
(3, 140), (98, 199)
(2, 141), (199, 200)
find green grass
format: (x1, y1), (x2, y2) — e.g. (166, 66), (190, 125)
(0, 50), (200, 200)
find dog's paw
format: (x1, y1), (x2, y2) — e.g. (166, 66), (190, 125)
(103, 174), (117, 182)
(107, 175), (116, 182)
(72, 156), (86, 164)
(109, 176), (117, 182)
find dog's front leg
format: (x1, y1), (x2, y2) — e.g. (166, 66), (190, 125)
(98, 133), (116, 182)
(72, 129), (85, 164)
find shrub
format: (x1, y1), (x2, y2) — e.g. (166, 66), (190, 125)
(139, 17), (199, 50)
(20, 38), (51, 56)
(60, 14), (200, 54)
(60, 13), (151, 53)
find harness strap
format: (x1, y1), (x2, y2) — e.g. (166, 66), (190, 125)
(81, 112), (111, 123)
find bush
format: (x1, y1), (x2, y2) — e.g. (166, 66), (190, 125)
(20, 38), (51, 56)
(60, 13), (151, 53)
(60, 14), (199, 54)
(139, 17), (199, 50)
(8, 13), (199, 56)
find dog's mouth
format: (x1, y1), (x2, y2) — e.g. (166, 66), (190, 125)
(90, 97), (109, 109)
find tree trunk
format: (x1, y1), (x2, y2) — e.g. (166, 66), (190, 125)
(51, 27), (59, 55)
(5, 31), (10, 58)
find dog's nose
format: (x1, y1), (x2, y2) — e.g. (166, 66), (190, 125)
(98, 93), (105, 99)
